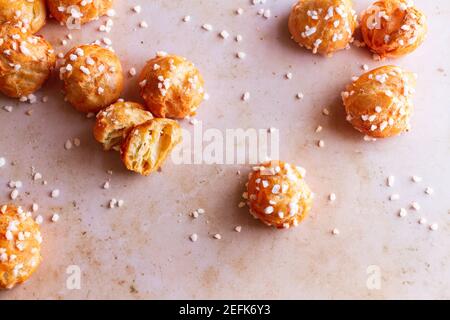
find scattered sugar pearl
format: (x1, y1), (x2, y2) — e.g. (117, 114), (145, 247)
(219, 30), (229, 39)
(32, 203), (39, 212)
(285, 72), (293, 80)
(411, 175), (422, 183)
(429, 223), (438, 231)
(424, 187), (434, 195)
(315, 125), (323, 133)
(129, 67), (136, 76)
(132, 5), (141, 13)
(103, 181), (110, 189)
(191, 210), (199, 218)
(190, 233), (198, 242)
(238, 201), (246, 208)
(109, 198), (117, 208)
(213, 234), (222, 240)
(139, 21), (148, 28)
(387, 175), (395, 187)
(183, 15), (191, 22)
(103, 37), (112, 46)
(51, 213), (60, 222)
(117, 199), (124, 207)
(197, 208), (205, 214)
(10, 189), (19, 200)
(390, 194), (400, 201)
(364, 135), (377, 142)
(73, 138), (81, 147)
(236, 52), (246, 59)
(318, 140), (325, 148)
(33, 172), (42, 180)
(296, 92), (304, 100)
(64, 139), (73, 150)
(331, 228), (340, 235)
(51, 189), (60, 198)
(236, 8), (244, 15)
(410, 202), (420, 211)
(234, 225), (242, 232)
(418, 217), (427, 225)
(362, 64), (369, 71)
(398, 208), (407, 218)
(322, 108), (330, 116)
(202, 24), (212, 31)
(35, 215), (43, 225)
(235, 34), (243, 42)
(0, 157), (6, 168)
(242, 92), (250, 102)
(263, 9), (271, 19)
(329, 193), (336, 202)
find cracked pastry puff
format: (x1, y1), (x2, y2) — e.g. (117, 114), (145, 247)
(0, 0), (46, 34)
(288, 0), (357, 56)
(342, 65), (417, 138)
(0, 23), (55, 99)
(121, 118), (182, 176)
(59, 44), (124, 113)
(0, 204), (42, 289)
(47, 0), (113, 26)
(138, 53), (205, 118)
(245, 161), (313, 229)
(94, 101), (154, 151)
(360, 0), (427, 59)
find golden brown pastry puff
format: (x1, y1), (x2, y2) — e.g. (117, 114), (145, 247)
(121, 118), (182, 176)
(94, 101), (154, 151)
(0, 0), (46, 34)
(246, 161), (313, 229)
(0, 204), (42, 289)
(47, 0), (113, 26)
(0, 23), (55, 99)
(360, 0), (427, 59)
(288, 0), (357, 56)
(59, 44), (124, 113)
(138, 53), (205, 118)
(342, 65), (416, 138)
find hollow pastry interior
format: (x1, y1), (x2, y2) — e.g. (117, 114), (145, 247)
(94, 101), (153, 151)
(121, 118), (182, 176)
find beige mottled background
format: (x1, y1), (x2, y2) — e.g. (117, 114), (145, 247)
(0, 0), (449, 299)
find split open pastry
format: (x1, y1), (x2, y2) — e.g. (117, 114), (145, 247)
(121, 118), (182, 176)
(94, 101), (154, 151)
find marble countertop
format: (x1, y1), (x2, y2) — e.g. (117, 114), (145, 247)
(0, 0), (449, 299)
